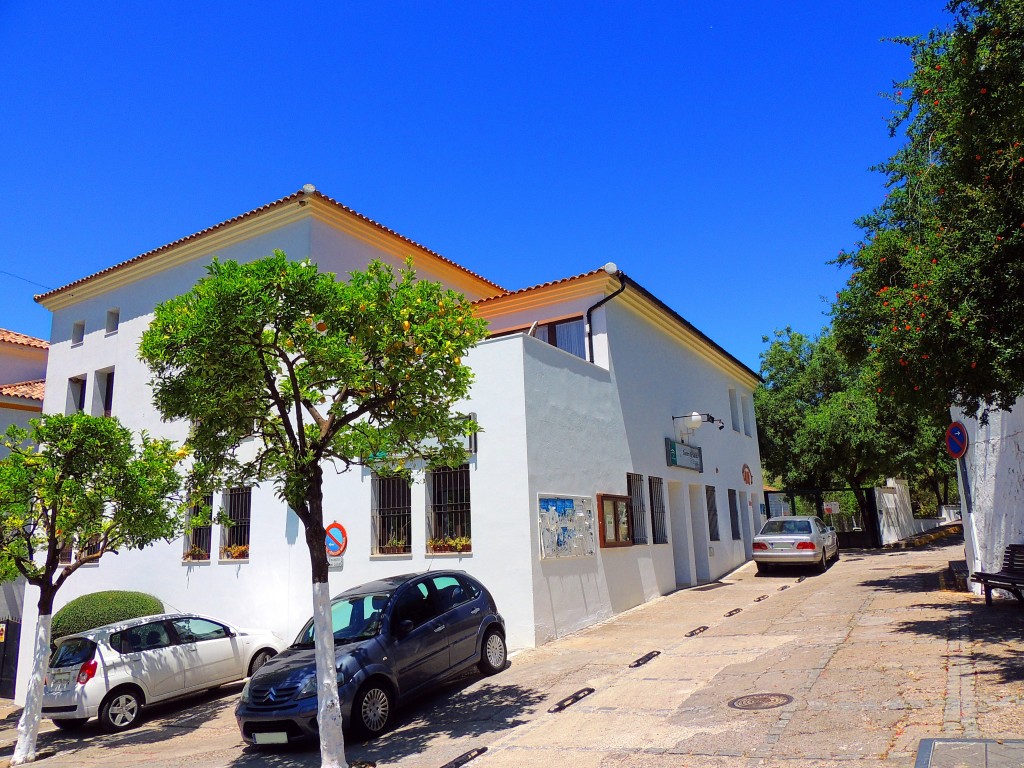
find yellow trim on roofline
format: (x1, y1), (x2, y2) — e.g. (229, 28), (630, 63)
(38, 196), (504, 311)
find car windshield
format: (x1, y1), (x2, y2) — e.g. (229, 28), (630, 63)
(760, 519), (812, 535)
(291, 592), (392, 648)
(49, 637), (96, 668)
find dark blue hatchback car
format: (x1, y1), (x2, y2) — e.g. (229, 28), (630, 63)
(235, 571), (506, 743)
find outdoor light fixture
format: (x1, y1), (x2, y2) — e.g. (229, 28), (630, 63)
(673, 412), (725, 431)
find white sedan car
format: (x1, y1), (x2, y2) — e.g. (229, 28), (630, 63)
(43, 613), (286, 732)
(752, 515), (839, 574)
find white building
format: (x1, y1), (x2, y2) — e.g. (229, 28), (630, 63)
(18, 186), (764, 701)
(952, 404), (1024, 586)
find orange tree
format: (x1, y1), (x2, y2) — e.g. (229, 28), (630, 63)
(833, 0), (1024, 419)
(138, 251), (487, 768)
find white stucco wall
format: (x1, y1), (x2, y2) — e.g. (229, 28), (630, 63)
(954, 403), (1024, 584)
(603, 299), (764, 580)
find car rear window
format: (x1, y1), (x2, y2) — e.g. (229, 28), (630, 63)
(760, 519), (812, 535)
(49, 637), (96, 668)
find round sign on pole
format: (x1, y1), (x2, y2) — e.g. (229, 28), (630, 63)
(945, 422), (969, 459)
(325, 522), (348, 557)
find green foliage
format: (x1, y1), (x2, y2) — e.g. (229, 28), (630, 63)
(833, 0), (1024, 418)
(51, 590), (163, 640)
(138, 251), (488, 534)
(755, 328), (955, 500)
(0, 413), (186, 608)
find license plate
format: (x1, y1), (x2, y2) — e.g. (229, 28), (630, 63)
(47, 672), (73, 692)
(254, 732), (289, 745)
(771, 543), (790, 550)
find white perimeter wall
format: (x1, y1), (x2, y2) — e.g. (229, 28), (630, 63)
(954, 402), (1024, 585)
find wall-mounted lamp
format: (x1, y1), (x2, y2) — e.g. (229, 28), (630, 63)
(673, 411), (725, 431)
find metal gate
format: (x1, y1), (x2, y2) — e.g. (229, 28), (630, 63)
(0, 618), (21, 699)
(764, 487), (881, 549)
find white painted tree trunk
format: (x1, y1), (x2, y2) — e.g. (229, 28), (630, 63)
(312, 581), (348, 768)
(12, 613), (51, 765)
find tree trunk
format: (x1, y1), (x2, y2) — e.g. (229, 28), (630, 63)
(304, 475), (348, 768)
(12, 588), (55, 765)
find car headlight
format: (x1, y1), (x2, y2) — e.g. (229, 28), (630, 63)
(295, 674), (318, 700)
(240, 679), (251, 704)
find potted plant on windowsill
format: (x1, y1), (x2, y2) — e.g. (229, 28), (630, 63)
(452, 536), (472, 553)
(220, 544), (249, 560)
(379, 537), (408, 555)
(427, 537), (452, 553)
(183, 545), (210, 561)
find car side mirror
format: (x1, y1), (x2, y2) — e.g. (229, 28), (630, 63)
(827, 526), (836, 533)
(396, 619), (414, 636)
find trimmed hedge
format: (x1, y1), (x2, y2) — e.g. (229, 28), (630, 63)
(52, 591), (164, 639)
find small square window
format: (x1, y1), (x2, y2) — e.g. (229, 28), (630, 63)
(105, 309), (120, 335)
(71, 321), (85, 346)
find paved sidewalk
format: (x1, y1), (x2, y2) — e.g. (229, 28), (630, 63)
(1, 541), (1022, 767)
(916, 738), (1024, 767)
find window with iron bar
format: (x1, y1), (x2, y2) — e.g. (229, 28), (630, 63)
(706, 485), (720, 542)
(221, 487), (251, 558)
(184, 494), (213, 560)
(427, 464), (471, 553)
(648, 476), (668, 544)
(372, 474), (412, 554)
(728, 489), (742, 541)
(627, 472), (649, 544)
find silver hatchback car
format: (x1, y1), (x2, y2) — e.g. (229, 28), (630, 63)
(752, 515), (839, 574)
(43, 613), (285, 732)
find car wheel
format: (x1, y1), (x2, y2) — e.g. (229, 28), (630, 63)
(478, 628), (507, 676)
(248, 648), (276, 677)
(817, 550), (828, 573)
(53, 718), (89, 731)
(354, 681), (393, 738)
(99, 687), (143, 732)
(756, 561), (772, 575)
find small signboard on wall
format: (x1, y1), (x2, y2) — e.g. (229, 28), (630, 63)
(823, 501), (840, 516)
(538, 495), (596, 559)
(665, 438), (703, 472)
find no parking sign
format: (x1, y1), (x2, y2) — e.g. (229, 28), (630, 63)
(325, 522), (347, 567)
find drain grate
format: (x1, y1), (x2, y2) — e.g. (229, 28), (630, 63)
(753, 594), (769, 602)
(728, 693), (793, 710)
(685, 625), (709, 637)
(777, 585), (789, 591)
(724, 608), (742, 617)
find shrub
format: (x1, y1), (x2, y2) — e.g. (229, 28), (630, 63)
(51, 591), (164, 639)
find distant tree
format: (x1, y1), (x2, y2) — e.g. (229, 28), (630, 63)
(139, 252), (487, 768)
(755, 328), (955, 512)
(0, 414), (185, 765)
(833, 0), (1024, 419)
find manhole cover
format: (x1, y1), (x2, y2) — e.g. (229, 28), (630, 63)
(728, 693), (793, 710)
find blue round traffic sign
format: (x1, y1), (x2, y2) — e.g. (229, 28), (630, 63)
(325, 522), (348, 556)
(945, 422), (968, 459)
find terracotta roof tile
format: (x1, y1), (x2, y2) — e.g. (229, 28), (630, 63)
(36, 187), (507, 303)
(0, 379), (45, 401)
(0, 329), (48, 350)
(472, 269), (602, 307)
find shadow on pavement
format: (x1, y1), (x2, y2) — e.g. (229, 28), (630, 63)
(0, 684), (243, 762)
(228, 667), (546, 767)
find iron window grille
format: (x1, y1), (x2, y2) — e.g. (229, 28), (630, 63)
(727, 489), (742, 541)
(427, 464), (471, 553)
(627, 472), (649, 544)
(372, 474), (412, 554)
(220, 487), (251, 559)
(58, 540), (73, 565)
(82, 535), (102, 558)
(184, 494), (213, 561)
(706, 485), (721, 542)
(648, 476), (668, 544)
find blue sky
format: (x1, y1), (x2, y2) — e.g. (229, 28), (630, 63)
(0, 1), (950, 372)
